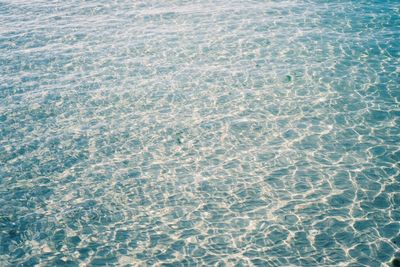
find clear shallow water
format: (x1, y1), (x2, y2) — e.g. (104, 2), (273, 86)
(0, 0), (399, 266)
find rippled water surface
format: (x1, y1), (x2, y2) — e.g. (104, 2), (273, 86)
(1, 0), (400, 266)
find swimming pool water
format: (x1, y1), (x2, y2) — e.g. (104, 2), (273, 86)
(0, 0), (399, 266)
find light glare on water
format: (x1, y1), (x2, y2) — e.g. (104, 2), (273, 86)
(0, 0), (399, 266)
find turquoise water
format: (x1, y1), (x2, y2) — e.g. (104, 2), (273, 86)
(1, 0), (399, 266)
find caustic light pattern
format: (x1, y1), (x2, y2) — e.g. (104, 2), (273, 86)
(0, 0), (399, 266)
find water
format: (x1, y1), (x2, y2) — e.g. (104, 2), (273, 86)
(0, 0), (399, 266)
